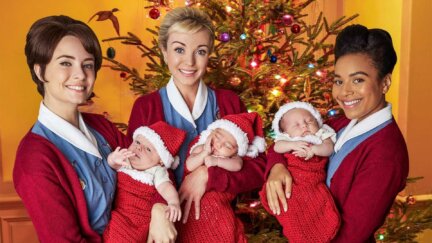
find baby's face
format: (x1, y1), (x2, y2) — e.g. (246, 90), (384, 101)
(279, 108), (319, 137)
(210, 128), (238, 158)
(128, 135), (161, 171)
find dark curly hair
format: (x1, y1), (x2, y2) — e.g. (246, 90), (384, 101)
(334, 24), (397, 79)
(25, 15), (102, 97)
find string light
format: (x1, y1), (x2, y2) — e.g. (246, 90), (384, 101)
(250, 60), (259, 69)
(225, 6), (232, 13)
(271, 88), (281, 97)
(274, 74), (281, 79)
(280, 78), (288, 85)
(249, 201), (260, 208)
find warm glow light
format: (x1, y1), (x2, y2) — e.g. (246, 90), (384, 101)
(226, 6), (232, 13)
(249, 201), (260, 208)
(271, 88), (281, 96)
(280, 78), (288, 84)
(315, 70), (323, 76)
(274, 74), (281, 79)
(250, 60), (258, 68)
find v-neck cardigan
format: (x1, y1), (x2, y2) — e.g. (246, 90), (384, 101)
(14, 113), (130, 243)
(127, 89), (266, 194)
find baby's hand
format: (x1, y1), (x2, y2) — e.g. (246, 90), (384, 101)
(107, 147), (135, 170)
(203, 135), (213, 155)
(204, 156), (218, 167)
(290, 141), (310, 152)
(293, 147), (314, 160)
(165, 203), (181, 222)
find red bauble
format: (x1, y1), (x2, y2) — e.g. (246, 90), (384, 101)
(406, 195), (416, 205)
(291, 24), (301, 34)
(149, 8), (160, 19)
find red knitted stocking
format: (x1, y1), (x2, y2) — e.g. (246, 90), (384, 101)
(259, 155), (340, 243)
(176, 191), (247, 243)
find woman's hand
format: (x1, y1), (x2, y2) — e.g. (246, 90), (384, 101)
(266, 163), (292, 215)
(179, 166), (208, 223)
(147, 203), (177, 243)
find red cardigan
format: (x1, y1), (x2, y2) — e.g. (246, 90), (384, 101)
(127, 89), (266, 194)
(13, 113), (130, 243)
(266, 115), (409, 242)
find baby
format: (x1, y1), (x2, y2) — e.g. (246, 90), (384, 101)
(177, 112), (265, 243)
(103, 121), (186, 242)
(260, 101), (340, 243)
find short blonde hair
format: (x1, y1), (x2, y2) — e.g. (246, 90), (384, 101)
(158, 7), (215, 52)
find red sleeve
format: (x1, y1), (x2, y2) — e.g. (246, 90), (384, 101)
(331, 126), (408, 242)
(13, 135), (101, 243)
(206, 89), (265, 194)
(264, 143), (287, 179)
(331, 159), (406, 242)
(127, 91), (165, 139)
(83, 113), (131, 149)
(206, 153), (266, 194)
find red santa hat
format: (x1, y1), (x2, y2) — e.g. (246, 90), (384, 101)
(272, 101), (323, 137)
(133, 121), (186, 169)
(191, 112), (266, 158)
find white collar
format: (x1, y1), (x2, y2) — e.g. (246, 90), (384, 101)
(166, 77), (208, 128)
(334, 103), (393, 153)
(38, 102), (102, 159)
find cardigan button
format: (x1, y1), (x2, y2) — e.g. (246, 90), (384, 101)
(95, 159), (102, 166)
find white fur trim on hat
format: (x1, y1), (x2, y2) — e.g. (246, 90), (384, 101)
(245, 136), (266, 158)
(272, 101), (323, 137)
(133, 126), (176, 169)
(191, 118), (266, 157)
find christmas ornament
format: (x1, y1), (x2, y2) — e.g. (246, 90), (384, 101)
(240, 33), (247, 40)
(406, 195), (416, 205)
(257, 44), (264, 51)
(88, 8), (120, 36)
(229, 76), (241, 86)
(270, 55), (277, 63)
(149, 8), (161, 19)
(120, 72), (127, 78)
(107, 47), (116, 59)
(282, 14), (294, 26)
(219, 32), (231, 42)
(291, 24), (301, 34)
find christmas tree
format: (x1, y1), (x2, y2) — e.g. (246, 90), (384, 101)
(102, 0), (357, 135)
(375, 177), (432, 242)
(96, 0), (432, 241)
(100, 0), (356, 240)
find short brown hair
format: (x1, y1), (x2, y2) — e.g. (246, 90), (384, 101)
(25, 15), (102, 96)
(158, 7), (215, 52)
